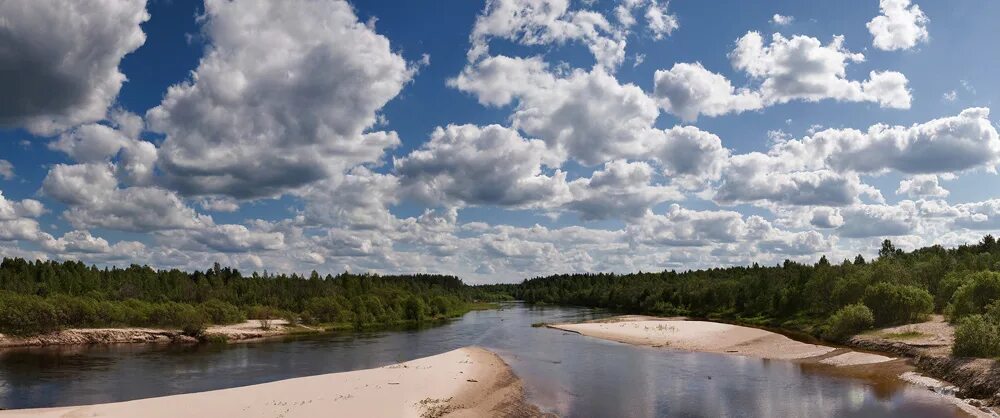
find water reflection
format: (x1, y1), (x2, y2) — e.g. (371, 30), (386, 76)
(0, 304), (968, 417)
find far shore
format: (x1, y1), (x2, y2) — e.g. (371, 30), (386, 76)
(0, 319), (315, 349)
(0, 346), (546, 418)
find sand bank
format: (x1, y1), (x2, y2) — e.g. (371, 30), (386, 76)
(0, 347), (544, 418)
(551, 319), (836, 360)
(0, 320), (314, 349)
(550, 317), (903, 367)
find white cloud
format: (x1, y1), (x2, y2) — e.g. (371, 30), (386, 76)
(42, 163), (208, 232)
(730, 32), (911, 109)
(771, 14), (794, 26)
(810, 207), (845, 229)
(395, 124), (568, 208)
(653, 62), (762, 121)
(628, 204), (760, 247)
(0, 0), (148, 135)
(565, 160), (681, 220)
(146, 0), (413, 199)
(897, 175), (949, 198)
(942, 90), (957, 102)
(654, 31), (912, 120)
(867, 0), (929, 51)
(837, 203), (916, 238)
(467, 0), (626, 70)
(805, 108), (1000, 174)
(647, 126), (731, 187)
(715, 154), (882, 206)
(644, 1), (679, 40)
(452, 57), (659, 165)
(953, 200), (1000, 230)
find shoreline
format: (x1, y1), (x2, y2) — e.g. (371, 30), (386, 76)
(549, 316), (997, 417)
(0, 347), (546, 418)
(0, 320), (315, 349)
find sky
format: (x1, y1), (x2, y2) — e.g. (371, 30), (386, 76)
(0, 0), (999, 284)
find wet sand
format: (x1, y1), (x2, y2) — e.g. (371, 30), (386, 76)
(0, 347), (545, 418)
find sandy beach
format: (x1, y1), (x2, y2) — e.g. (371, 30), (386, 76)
(0, 347), (544, 418)
(550, 317), (896, 365)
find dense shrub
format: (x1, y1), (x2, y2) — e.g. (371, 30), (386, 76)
(953, 303), (1000, 357)
(827, 303), (875, 340)
(302, 297), (352, 324)
(948, 271), (1000, 320)
(404, 296), (427, 321)
(862, 282), (933, 326)
(936, 272), (970, 311)
(198, 300), (245, 324)
(0, 292), (59, 335)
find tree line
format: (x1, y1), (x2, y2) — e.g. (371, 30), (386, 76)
(0, 259), (504, 336)
(500, 237), (1000, 358)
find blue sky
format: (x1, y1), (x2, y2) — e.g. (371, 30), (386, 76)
(0, 0), (999, 282)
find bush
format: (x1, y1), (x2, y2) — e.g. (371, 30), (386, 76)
(0, 292), (59, 335)
(827, 303), (875, 340)
(936, 272), (970, 311)
(302, 297), (351, 323)
(862, 282), (933, 326)
(198, 300), (245, 324)
(953, 310), (1000, 358)
(948, 271), (1000, 320)
(403, 296), (427, 321)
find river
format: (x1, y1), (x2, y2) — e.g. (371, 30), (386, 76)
(0, 304), (969, 417)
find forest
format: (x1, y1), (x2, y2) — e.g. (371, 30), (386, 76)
(0, 259), (503, 336)
(504, 237), (1000, 357)
(3, 237), (1000, 358)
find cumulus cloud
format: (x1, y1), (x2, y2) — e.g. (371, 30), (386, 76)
(468, 0), (628, 70)
(897, 175), (949, 198)
(0, 192), (49, 243)
(653, 62), (762, 121)
(628, 204), (762, 247)
(42, 163), (208, 232)
(953, 200), (1000, 230)
(48, 113), (157, 185)
(730, 32), (911, 109)
(794, 108), (1000, 174)
(146, 0), (413, 199)
(836, 203), (916, 238)
(41, 230), (147, 263)
(867, 0), (929, 51)
(396, 124), (568, 208)
(565, 160), (681, 220)
(452, 56), (658, 165)
(0, 0), (148, 135)
(715, 154), (882, 206)
(644, 1), (679, 39)
(654, 32), (911, 120)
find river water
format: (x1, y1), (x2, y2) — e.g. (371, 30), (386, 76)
(0, 304), (969, 417)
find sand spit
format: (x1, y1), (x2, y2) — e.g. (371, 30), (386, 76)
(819, 351), (894, 367)
(551, 319), (836, 360)
(0, 347), (546, 418)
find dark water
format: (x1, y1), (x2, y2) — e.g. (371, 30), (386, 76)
(0, 304), (968, 417)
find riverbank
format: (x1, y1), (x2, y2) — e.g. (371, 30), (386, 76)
(549, 316), (996, 417)
(849, 315), (1000, 411)
(0, 320), (316, 348)
(0, 346), (546, 418)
